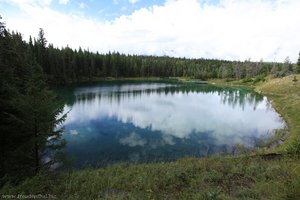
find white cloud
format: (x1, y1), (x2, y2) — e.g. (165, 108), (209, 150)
(162, 134), (175, 145)
(119, 132), (147, 147)
(59, 0), (69, 5)
(79, 2), (87, 9)
(3, 0), (300, 62)
(70, 129), (79, 135)
(121, 6), (127, 11)
(8, 0), (52, 7)
(128, 0), (139, 4)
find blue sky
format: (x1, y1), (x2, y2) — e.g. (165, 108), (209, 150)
(1, 0), (300, 62)
(1, 0), (221, 21)
(52, 0), (166, 20)
(1, 0), (167, 21)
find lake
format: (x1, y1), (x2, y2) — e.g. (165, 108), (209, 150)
(59, 81), (285, 168)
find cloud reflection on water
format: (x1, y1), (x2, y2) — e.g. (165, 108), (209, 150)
(119, 132), (147, 147)
(63, 83), (284, 147)
(57, 83), (290, 167)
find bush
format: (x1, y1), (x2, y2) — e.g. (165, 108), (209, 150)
(242, 77), (253, 83)
(293, 76), (298, 83)
(253, 74), (266, 84)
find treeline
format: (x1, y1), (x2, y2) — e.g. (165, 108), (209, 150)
(0, 18), (66, 184)
(24, 30), (299, 85)
(42, 45), (298, 84)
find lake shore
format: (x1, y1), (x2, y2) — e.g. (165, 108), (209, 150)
(1, 76), (300, 199)
(209, 74), (300, 153)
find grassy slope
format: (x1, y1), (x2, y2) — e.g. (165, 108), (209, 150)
(1, 76), (300, 200)
(255, 75), (300, 152)
(1, 157), (300, 199)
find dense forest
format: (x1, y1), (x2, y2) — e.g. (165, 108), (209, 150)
(1, 15), (300, 185)
(0, 18), (66, 185)
(3, 25), (300, 85)
(34, 35), (299, 84)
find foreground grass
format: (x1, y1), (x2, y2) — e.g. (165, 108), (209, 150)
(1, 156), (300, 199)
(1, 75), (300, 199)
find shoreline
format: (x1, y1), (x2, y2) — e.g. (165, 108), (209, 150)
(209, 75), (300, 153)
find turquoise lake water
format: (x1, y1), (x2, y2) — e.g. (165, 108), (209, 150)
(60, 81), (285, 167)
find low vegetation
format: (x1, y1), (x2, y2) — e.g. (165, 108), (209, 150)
(1, 157), (300, 199)
(255, 75), (300, 154)
(0, 155), (299, 200)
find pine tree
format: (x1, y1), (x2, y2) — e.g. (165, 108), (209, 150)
(296, 52), (300, 74)
(36, 28), (49, 75)
(0, 16), (5, 36)
(0, 16), (17, 182)
(37, 28), (47, 47)
(281, 56), (293, 76)
(0, 21), (67, 183)
(18, 62), (67, 173)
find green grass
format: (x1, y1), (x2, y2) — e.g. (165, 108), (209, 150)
(1, 156), (300, 199)
(1, 75), (300, 199)
(255, 75), (300, 154)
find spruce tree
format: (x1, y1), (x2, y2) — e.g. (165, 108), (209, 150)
(18, 61), (67, 173)
(0, 20), (67, 183)
(296, 52), (300, 74)
(0, 16), (23, 182)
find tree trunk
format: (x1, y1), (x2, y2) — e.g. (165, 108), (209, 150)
(34, 117), (39, 173)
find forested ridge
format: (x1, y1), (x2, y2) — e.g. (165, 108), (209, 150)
(1, 15), (300, 185)
(36, 36), (299, 84)
(4, 27), (300, 85)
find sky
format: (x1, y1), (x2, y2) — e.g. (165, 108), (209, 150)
(0, 0), (300, 62)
